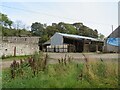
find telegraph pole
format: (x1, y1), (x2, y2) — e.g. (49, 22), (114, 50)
(112, 25), (113, 32)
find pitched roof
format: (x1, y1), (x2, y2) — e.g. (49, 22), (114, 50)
(43, 40), (50, 45)
(56, 32), (102, 41)
(108, 26), (120, 38)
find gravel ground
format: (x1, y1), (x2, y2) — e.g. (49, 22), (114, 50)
(1, 53), (119, 69)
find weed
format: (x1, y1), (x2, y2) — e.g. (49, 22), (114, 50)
(2, 53), (118, 88)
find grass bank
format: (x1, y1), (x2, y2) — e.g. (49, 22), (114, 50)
(2, 62), (118, 88)
(2, 52), (119, 88)
(2, 55), (31, 61)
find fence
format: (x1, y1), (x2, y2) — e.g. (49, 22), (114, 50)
(47, 44), (76, 53)
(47, 45), (68, 52)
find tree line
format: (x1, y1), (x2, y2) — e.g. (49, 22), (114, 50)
(0, 13), (104, 43)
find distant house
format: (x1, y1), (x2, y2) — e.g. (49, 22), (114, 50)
(44, 32), (103, 52)
(103, 26), (120, 53)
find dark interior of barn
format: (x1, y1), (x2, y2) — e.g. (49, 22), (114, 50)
(63, 36), (84, 52)
(63, 36), (103, 52)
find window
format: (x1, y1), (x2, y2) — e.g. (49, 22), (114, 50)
(5, 49), (7, 51)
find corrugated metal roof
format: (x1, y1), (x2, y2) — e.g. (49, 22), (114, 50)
(43, 40), (50, 45)
(56, 32), (101, 41)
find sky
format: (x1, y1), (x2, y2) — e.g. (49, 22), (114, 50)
(0, 0), (119, 37)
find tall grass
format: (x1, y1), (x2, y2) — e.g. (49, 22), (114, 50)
(2, 53), (118, 88)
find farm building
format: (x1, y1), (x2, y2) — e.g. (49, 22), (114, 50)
(44, 32), (103, 52)
(103, 26), (120, 53)
(0, 36), (40, 57)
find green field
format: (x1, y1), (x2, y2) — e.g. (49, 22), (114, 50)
(2, 52), (119, 88)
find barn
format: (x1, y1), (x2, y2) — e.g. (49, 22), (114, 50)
(103, 26), (120, 53)
(45, 32), (103, 52)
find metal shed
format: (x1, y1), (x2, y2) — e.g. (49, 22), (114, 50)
(47, 32), (103, 52)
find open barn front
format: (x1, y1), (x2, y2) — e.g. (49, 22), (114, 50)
(45, 33), (104, 53)
(63, 36), (103, 53)
(63, 37), (84, 52)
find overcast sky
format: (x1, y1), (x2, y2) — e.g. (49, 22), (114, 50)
(0, 0), (119, 37)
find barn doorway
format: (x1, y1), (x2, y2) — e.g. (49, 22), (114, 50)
(63, 37), (84, 52)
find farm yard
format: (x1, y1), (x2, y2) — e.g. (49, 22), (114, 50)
(0, 1), (119, 89)
(1, 52), (119, 88)
(1, 53), (118, 68)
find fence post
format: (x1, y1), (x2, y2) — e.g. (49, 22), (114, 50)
(14, 46), (16, 56)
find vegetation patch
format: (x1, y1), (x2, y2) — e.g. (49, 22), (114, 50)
(2, 55), (31, 61)
(2, 52), (118, 88)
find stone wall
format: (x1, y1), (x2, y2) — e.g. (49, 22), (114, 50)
(1, 43), (39, 57)
(0, 36), (40, 57)
(2, 36), (39, 44)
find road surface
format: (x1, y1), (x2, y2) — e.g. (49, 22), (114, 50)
(1, 53), (119, 69)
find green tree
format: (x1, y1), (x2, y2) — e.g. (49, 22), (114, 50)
(39, 34), (49, 43)
(56, 22), (78, 34)
(73, 22), (83, 30)
(77, 25), (98, 38)
(0, 13), (13, 28)
(31, 22), (44, 36)
(98, 33), (105, 40)
(45, 26), (59, 38)
(56, 22), (66, 33)
(64, 24), (78, 34)
(94, 29), (98, 38)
